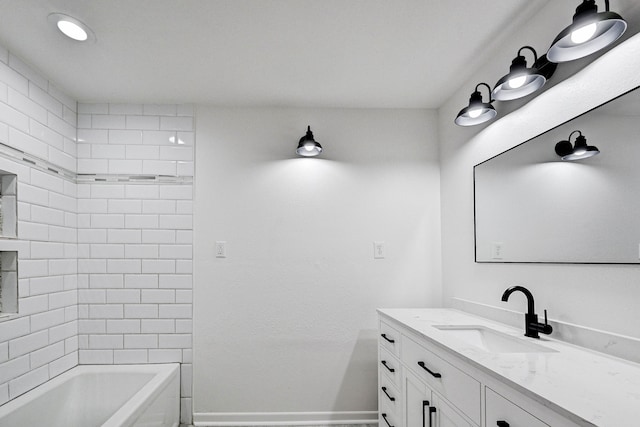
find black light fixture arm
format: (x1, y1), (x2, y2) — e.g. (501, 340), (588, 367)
(474, 82), (494, 103)
(575, 0), (601, 16)
(568, 130), (583, 142)
(574, 0), (614, 17)
(517, 46), (538, 63)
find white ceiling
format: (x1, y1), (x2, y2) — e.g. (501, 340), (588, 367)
(0, 0), (548, 108)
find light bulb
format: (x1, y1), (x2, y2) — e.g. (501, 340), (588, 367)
(570, 22), (597, 44)
(57, 19), (88, 41)
(507, 75), (527, 89)
(468, 108), (482, 119)
(303, 143), (315, 151)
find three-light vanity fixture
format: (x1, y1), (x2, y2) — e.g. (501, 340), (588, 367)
(455, 0), (627, 126)
(555, 130), (600, 161)
(296, 126), (323, 157)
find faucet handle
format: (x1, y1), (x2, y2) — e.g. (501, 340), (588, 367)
(540, 309), (553, 335)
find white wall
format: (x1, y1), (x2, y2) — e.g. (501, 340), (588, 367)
(193, 107), (441, 423)
(439, 5), (640, 340)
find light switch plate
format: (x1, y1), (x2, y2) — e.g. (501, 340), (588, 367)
(374, 241), (385, 259)
(491, 242), (504, 260)
(215, 241), (227, 258)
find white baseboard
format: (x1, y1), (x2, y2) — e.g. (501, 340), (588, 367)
(451, 297), (640, 364)
(192, 411), (378, 426)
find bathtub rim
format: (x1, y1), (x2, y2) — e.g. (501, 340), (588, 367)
(0, 363), (180, 427)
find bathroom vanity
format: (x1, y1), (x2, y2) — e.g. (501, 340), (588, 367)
(377, 309), (640, 427)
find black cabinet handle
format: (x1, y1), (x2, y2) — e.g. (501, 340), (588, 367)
(381, 386), (395, 401)
(428, 407), (436, 427)
(422, 401), (436, 427)
(417, 361), (442, 378)
(381, 333), (395, 343)
(381, 360), (395, 373)
(422, 400), (430, 427)
(381, 413), (394, 427)
(497, 422), (510, 427)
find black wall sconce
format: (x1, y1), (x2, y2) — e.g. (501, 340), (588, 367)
(454, 83), (496, 126)
(555, 130), (600, 160)
(492, 46), (557, 101)
(296, 126), (323, 157)
(547, 0), (627, 63)
(455, 1), (626, 126)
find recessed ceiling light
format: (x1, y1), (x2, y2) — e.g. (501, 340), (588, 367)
(48, 13), (96, 42)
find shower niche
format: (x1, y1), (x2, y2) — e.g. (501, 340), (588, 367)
(0, 171), (17, 239)
(0, 251), (18, 314)
(0, 170), (18, 315)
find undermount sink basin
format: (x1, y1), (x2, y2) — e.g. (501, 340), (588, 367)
(433, 325), (557, 354)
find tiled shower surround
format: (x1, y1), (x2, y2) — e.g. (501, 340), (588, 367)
(76, 103), (194, 420)
(0, 46), (193, 423)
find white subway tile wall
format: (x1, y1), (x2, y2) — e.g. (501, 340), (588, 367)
(0, 45), (194, 424)
(0, 52), (79, 403)
(77, 102), (193, 422)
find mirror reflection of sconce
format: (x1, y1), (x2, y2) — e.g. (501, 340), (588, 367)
(492, 46), (557, 101)
(296, 126), (323, 157)
(554, 130), (600, 160)
(454, 83), (497, 126)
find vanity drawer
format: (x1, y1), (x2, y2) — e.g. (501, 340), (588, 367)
(379, 346), (401, 389)
(380, 398), (403, 427)
(379, 379), (402, 416)
(380, 320), (401, 357)
(486, 387), (549, 427)
(401, 335), (481, 424)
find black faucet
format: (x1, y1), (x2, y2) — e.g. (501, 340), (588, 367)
(501, 285), (552, 339)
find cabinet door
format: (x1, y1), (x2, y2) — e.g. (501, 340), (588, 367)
(404, 370), (431, 427)
(431, 393), (475, 427)
(403, 370), (475, 427)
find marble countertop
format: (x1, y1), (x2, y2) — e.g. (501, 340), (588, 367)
(378, 308), (640, 427)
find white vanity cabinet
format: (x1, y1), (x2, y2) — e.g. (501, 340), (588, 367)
(378, 313), (583, 427)
(380, 318), (478, 427)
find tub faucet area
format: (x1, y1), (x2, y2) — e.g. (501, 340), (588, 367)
(501, 285), (553, 339)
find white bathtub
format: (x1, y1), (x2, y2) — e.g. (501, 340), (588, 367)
(0, 363), (180, 427)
